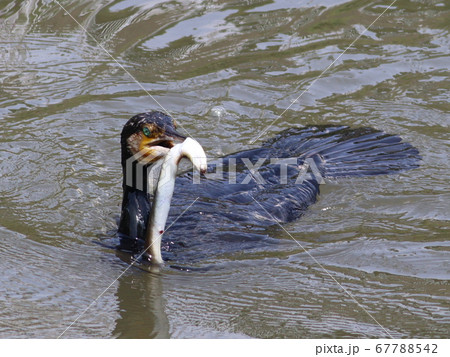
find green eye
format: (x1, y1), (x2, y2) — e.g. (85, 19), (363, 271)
(142, 127), (151, 137)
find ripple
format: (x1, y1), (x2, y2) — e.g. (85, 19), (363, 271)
(0, 0), (448, 339)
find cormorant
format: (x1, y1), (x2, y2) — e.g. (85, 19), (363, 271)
(118, 111), (420, 265)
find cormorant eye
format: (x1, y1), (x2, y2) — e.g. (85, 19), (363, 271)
(142, 127), (151, 137)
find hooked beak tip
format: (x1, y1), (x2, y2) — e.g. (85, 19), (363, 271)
(165, 127), (187, 144)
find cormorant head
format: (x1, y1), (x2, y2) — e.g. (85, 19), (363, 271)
(121, 111), (186, 168)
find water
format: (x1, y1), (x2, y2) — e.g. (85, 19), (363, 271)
(0, 0), (449, 338)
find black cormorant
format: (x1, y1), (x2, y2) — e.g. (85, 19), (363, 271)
(118, 111), (420, 265)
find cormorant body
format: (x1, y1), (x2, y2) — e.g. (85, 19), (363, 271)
(118, 112), (420, 263)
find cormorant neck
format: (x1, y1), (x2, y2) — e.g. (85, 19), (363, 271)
(118, 159), (163, 250)
(118, 185), (151, 251)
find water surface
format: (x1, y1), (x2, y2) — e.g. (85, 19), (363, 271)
(0, 0), (449, 338)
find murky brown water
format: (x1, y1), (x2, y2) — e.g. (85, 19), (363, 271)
(0, 0), (449, 338)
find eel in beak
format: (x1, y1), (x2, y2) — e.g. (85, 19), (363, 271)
(144, 137), (207, 265)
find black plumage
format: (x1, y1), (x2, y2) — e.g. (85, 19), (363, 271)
(118, 112), (420, 263)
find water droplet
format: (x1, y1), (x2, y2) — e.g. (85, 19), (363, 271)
(210, 106), (226, 119)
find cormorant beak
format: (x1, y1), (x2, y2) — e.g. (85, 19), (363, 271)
(137, 127), (187, 165)
(155, 126), (187, 149)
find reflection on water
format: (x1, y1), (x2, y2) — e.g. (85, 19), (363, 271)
(113, 253), (169, 339)
(0, 0), (449, 338)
